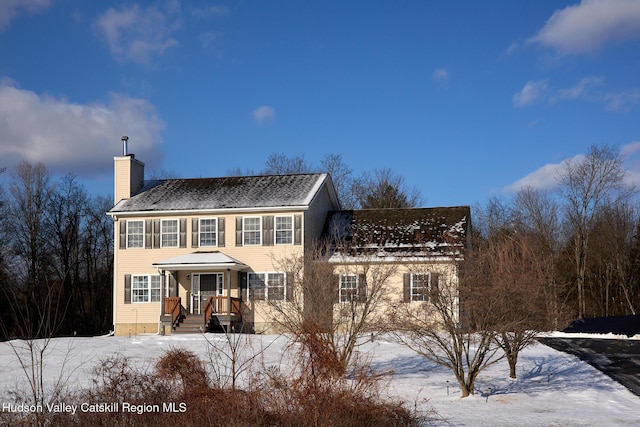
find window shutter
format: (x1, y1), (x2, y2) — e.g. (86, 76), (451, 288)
(119, 221), (127, 249)
(263, 216), (274, 246)
(294, 214), (302, 245)
(169, 273), (177, 297)
(153, 219), (160, 248)
(403, 273), (411, 303)
(286, 272), (294, 302)
(236, 217), (242, 246)
(191, 218), (199, 248)
(430, 273), (440, 304)
(333, 275), (340, 303)
(218, 217), (225, 247)
(124, 274), (131, 304)
(179, 219), (187, 248)
(238, 271), (247, 301)
(358, 274), (367, 303)
(145, 220), (152, 249)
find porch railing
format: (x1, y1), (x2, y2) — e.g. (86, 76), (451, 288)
(203, 296), (242, 324)
(164, 297), (182, 328)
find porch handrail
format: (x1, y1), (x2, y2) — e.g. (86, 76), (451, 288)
(203, 296), (242, 323)
(165, 297), (182, 327)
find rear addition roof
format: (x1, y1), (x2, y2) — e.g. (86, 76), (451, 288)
(324, 206), (470, 258)
(109, 173), (334, 214)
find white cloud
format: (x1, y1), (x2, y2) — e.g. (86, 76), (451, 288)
(513, 80), (548, 107)
(252, 106), (276, 125)
(555, 77), (604, 101)
(0, 80), (164, 178)
(530, 0), (640, 55)
(93, 4), (181, 65)
(604, 88), (640, 112)
(504, 141), (640, 193)
(190, 5), (229, 19)
(0, 0), (51, 32)
(432, 68), (449, 85)
(514, 77), (638, 112)
(503, 160), (572, 194)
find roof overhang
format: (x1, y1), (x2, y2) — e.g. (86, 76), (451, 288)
(152, 251), (249, 271)
(107, 205), (310, 218)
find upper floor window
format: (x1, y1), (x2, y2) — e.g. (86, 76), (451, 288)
(243, 217), (261, 245)
(199, 218), (218, 247)
(339, 274), (359, 303)
(275, 216), (293, 245)
(126, 220), (144, 248)
(132, 274), (161, 303)
(161, 219), (178, 248)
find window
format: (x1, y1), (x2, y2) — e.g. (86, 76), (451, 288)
(249, 272), (286, 301)
(127, 220), (144, 248)
(199, 218), (217, 247)
(339, 274), (358, 303)
(248, 273), (266, 300)
(267, 273), (286, 300)
(411, 274), (430, 302)
(161, 219), (178, 248)
(408, 273), (438, 303)
(275, 216), (293, 244)
(132, 274), (161, 303)
(243, 217), (261, 245)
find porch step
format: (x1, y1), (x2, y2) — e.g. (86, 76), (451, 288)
(173, 314), (205, 334)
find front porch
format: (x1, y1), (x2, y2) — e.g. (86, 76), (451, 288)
(153, 251), (251, 334)
(163, 295), (244, 333)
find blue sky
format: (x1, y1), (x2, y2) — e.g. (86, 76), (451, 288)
(1, 0), (639, 207)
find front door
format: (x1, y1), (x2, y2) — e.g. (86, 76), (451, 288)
(191, 273), (224, 314)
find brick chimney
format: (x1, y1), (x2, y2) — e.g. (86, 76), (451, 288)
(114, 136), (145, 204)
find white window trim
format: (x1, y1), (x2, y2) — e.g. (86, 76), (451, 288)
(411, 273), (431, 303)
(275, 215), (294, 245)
(243, 216), (262, 246)
(131, 274), (161, 303)
(126, 220), (145, 249)
(160, 219), (179, 248)
(199, 218), (218, 247)
(339, 274), (358, 303)
(249, 271), (286, 301)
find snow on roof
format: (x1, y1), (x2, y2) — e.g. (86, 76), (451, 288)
(109, 173), (330, 213)
(324, 206), (470, 259)
(152, 251), (248, 271)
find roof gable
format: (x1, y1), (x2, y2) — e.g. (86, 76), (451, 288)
(109, 173), (332, 213)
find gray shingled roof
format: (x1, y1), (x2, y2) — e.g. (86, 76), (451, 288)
(324, 206), (470, 257)
(109, 174), (329, 213)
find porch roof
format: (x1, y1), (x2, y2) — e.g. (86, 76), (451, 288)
(152, 251), (248, 271)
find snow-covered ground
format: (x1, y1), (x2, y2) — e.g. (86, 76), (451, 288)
(0, 332), (638, 426)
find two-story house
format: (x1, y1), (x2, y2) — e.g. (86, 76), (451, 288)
(107, 150), (470, 336)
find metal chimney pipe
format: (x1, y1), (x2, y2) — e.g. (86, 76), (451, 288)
(121, 136), (129, 156)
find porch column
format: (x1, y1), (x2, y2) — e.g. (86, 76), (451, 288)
(227, 268), (231, 316)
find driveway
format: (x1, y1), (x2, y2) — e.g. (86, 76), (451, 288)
(538, 337), (640, 397)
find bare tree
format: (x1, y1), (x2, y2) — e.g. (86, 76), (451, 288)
(262, 153), (312, 175)
(47, 174), (87, 335)
(390, 252), (503, 397)
(352, 168), (422, 209)
(320, 153), (354, 208)
(266, 238), (397, 378)
(5, 162), (55, 323)
(556, 144), (634, 318)
(586, 202), (639, 316)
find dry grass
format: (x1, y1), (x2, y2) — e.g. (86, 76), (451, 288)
(4, 342), (422, 427)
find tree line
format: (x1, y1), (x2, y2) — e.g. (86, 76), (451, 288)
(1, 144), (637, 340)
